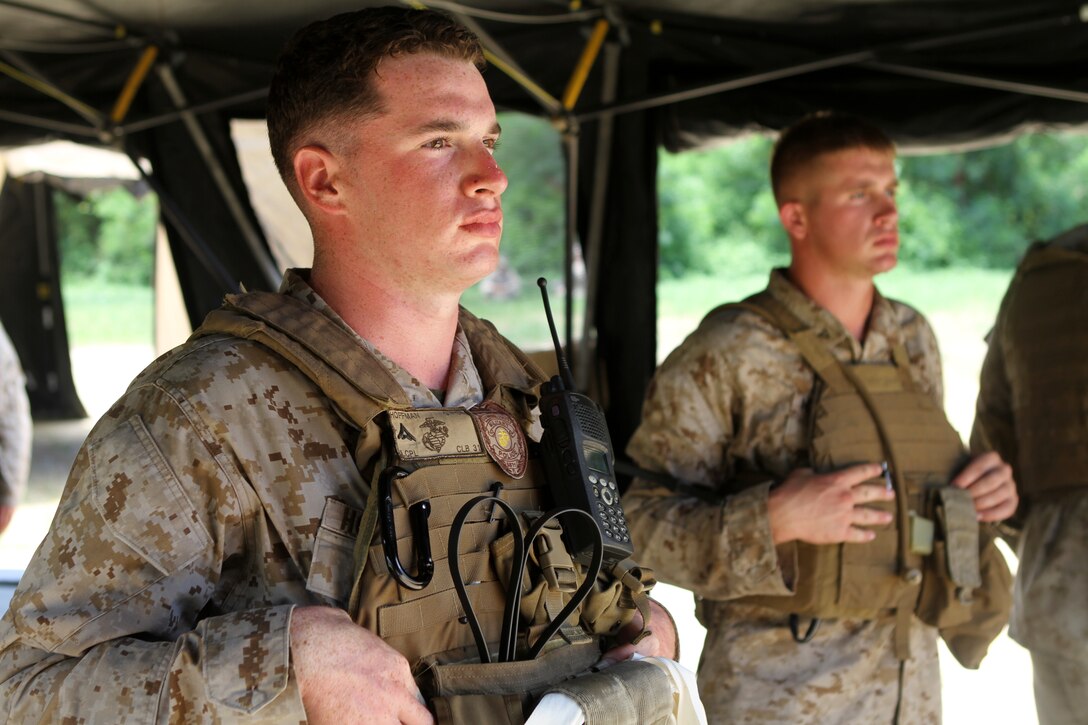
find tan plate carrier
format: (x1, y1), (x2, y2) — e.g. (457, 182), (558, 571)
(196, 291), (660, 723)
(727, 292), (1008, 660)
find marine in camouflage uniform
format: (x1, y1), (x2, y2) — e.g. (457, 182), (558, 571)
(622, 111), (1017, 724)
(971, 223), (1088, 725)
(0, 270), (500, 721)
(0, 269), (661, 721)
(624, 270), (947, 723)
(0, 8), (676, 722)
(0, 320), (31, 534)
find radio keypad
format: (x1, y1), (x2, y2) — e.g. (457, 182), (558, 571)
(592, 476), (629, 543)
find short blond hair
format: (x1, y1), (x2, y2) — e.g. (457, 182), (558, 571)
(770, 111), (895, 204)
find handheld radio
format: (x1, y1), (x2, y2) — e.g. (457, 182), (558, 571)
(536, 278), (634, 565)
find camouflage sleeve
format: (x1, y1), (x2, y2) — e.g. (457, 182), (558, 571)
(896, 303), (945, 408)
(621, 317), (791, 600)
(623, 478), (789, 600)
(0, 381), (307, 723)
(919, 318), (945, 407)
(0, 323), (31, 508)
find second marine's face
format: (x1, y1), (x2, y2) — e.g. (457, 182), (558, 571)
(790, 147), (900, 281)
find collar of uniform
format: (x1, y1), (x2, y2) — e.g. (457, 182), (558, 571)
(443, 327), (485, 409)
(766, 269), (855, 356)
(278, 268), (484, 409)
(765, 268), (900, 363)
(861, 288), (904, 362)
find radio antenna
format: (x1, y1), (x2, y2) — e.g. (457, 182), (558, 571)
(537, 277), (577, 391)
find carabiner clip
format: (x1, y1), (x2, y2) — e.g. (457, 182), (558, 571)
(378, 466), (434, 591)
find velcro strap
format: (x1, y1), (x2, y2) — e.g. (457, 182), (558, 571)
(348, 447), (386, 624)
(613, 559), (656, 597)
(543, 589), (592, 647)
(610, 559), (656, 645)
(534, 521), (578, 593)
(936, 486), (982, 590)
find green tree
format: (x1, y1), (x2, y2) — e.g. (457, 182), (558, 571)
(657, 129), (1088, 275)
(54, 186), (157, 286)
(53, 191), (100, 280)
(494, 112), (565, 280)
(900, 133), (1088, 267)
(658, 135), (786, 278)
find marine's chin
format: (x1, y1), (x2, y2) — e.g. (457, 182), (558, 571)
(459, 245), (503, 288)
(871, 254), (899, 276)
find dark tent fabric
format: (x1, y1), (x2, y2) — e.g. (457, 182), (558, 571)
(0, 174), (85, 419)
(1, 0), (1087, 447)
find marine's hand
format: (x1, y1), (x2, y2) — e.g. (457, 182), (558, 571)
(600, 598), (678, 666)
(290, 605), (434, 725)
(950, 451), (1018, 522)
(768, 463), (893, 545)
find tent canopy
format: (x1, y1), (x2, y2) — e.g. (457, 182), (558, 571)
(3, 1), (1086, 147)
(2, 0), (1087, 444)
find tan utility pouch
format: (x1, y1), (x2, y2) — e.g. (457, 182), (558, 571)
(915, 485), (982, 628)
(939, 525), (1013, 669)
(914, 485), (1013, 668)
(420, 640), (602, 724)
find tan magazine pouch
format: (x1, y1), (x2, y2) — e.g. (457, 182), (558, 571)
(915, 485), (981, 628)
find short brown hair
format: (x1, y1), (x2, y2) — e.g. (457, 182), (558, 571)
(770, 111), (895, 203)
(266, 6), (485, 189)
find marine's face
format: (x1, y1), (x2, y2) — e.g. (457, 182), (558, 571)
(338, 52), (507, 294)
(790, 147), (900, 280)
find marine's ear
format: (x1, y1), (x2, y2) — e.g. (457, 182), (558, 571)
(293, 145), (347, 215)
(778, 200), (807, 242)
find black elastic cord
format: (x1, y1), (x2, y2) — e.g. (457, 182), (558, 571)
(448, 495), (524, 664)
(789, 613), (821, 643)
(448, 499), (606, 663)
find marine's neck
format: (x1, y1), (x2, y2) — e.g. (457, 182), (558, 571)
(310, 263), (461, 390)
(785, 264), (875, 342)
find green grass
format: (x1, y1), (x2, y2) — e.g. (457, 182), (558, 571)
(877, 265), (1014, 323)
(658, 272), (769, 319)
(657, 265), (1013, 324)
(60, 281), (153, 347)
(55, 266), (1016, 365)
(57, 279), (576, 351)
(655, 267), (1013, 350)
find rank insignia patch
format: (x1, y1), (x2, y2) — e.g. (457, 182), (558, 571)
(469, 401), (528, 479)
(389, 409), (482, 460)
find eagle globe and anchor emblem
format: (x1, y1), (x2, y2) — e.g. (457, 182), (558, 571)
(419, 417), (450, 453)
